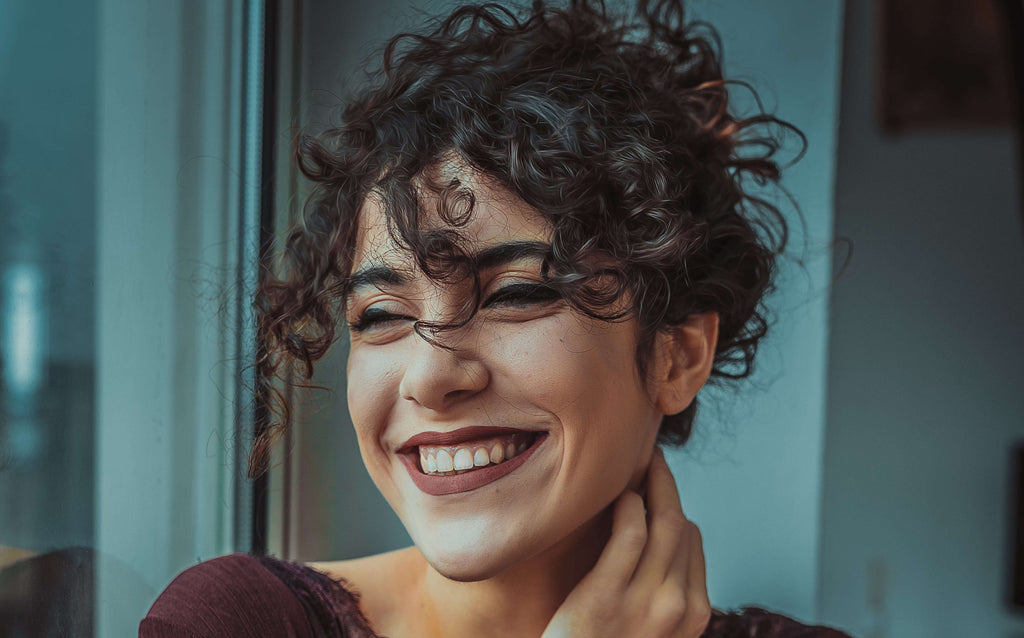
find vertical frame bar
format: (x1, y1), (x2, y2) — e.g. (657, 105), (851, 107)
(233, 0), (266, 554)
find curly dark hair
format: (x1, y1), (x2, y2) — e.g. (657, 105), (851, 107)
(251, 0), (803, 476)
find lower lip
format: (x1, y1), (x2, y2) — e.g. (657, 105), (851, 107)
(400, 433), (548, 496)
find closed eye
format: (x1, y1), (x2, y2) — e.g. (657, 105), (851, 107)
(349, 306), (415, 333)
(349, 283), (560, 334)
(483, 283), (561, 308)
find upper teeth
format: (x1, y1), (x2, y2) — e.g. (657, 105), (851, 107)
(419, 434), (532, 475)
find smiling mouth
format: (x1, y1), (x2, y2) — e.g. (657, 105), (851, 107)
(397, 428), (547, 496)
(417, 431), (536, 475)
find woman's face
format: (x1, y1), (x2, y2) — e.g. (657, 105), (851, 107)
(344, 171), (665, 581)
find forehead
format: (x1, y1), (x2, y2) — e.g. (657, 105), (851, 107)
(351, 167), (553, 272)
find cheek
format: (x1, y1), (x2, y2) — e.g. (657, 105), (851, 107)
(487, 317), (654, 444)
(483, 319), (593, 409)
(346, 348), (402, 450)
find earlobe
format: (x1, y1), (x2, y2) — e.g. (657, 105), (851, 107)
(654, 313), (719, 416)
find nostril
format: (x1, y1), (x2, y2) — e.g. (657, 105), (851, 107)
(444, 389), (467, 401)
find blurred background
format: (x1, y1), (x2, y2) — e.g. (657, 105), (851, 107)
(0, 0), (1022, 636)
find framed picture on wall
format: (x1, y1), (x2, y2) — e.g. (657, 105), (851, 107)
(879, 0), (1013, 132)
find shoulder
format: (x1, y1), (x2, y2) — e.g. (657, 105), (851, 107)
(309, 546), (423, 635)
(139, 553), (379, 638)
(309, 545), (421, 591)
(704, 607), (854, 638)
(140, 554), (314, 637)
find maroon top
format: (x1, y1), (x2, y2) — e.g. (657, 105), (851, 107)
(139, 553), (853, 637)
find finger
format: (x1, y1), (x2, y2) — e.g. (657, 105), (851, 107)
(631, 447), (688, 587)
(647, 447), (684, 517)
(679, 521), (712, 636)
(585, 489), (647, 588)
(644, 521), (701, 636)
(646, 515), (709, 637)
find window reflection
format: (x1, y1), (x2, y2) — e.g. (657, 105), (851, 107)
(2, 262), (47, 463)
(0, 0), (98, 632)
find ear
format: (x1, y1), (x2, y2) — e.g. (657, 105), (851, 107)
(651, 313), (719, 416)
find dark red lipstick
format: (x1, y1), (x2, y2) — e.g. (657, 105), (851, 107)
(398, 428), (547, 496)
(398, 426), (537, 451)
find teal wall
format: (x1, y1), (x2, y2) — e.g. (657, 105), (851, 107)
(819, 2), (1024, 636)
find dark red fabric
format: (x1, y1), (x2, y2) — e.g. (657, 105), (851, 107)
(252, 554), (379, 638)
(140, 553), (854, 637)
(705, 607), (854, 637)
(139, 554), (319, 637)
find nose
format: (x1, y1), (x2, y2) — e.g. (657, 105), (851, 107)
(398, 333), (490, 412)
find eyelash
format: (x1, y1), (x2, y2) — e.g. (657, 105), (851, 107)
(348, 283), (560, 333)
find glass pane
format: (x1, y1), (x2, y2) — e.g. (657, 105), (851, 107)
(1, 2), (255, 635)
(0, 0), (98, 634)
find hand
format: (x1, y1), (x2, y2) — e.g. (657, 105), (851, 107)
(541, 447), (711, 638)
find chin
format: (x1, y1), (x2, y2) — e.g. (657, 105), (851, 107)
(418, 542), (520, 582)
(414, 525), (538, 582)
(398, 506), (531, 579)
(429, 561), (495, 583)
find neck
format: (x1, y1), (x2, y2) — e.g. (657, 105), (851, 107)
(412, 506), (614, 638)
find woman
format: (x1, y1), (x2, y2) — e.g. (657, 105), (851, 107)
(142, 1), (851, 636)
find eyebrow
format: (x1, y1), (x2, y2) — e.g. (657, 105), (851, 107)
(347, 240), (551, 296)
(347, 265), (408, 295)
(474, 240), (550, 271)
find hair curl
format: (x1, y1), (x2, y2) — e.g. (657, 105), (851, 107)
(251, 0), (804, 477)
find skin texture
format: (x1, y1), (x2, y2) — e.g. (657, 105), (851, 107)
(323, 168), (716, 637)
